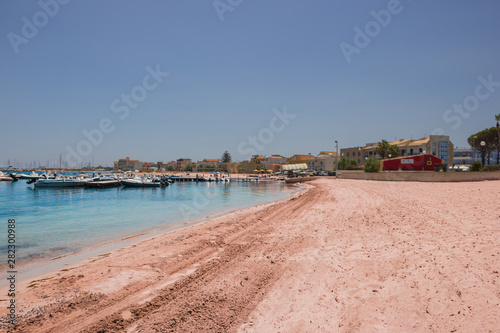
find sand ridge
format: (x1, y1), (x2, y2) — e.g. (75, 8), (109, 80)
(1, 179), (499, 332)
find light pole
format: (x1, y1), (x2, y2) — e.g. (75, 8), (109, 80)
(481, 141), (486, 165)
(388, 154), (392, 172)
(335, 140), (339, 172)
(422, 150), (426, 172)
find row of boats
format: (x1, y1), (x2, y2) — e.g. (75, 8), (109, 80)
(0, 171), (231, 188)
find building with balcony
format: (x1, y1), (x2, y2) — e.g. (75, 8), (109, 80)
(341, 135), (454, 167)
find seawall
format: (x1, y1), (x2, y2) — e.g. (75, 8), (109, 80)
(337, 171), (500, 182)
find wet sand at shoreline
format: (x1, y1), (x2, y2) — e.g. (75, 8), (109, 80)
(1, 179), (499, 332)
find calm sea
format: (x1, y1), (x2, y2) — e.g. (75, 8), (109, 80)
(0, 175), (295, 265)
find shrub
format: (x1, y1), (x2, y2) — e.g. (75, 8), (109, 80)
(363, 158), (380, 172)
(470, 161), (482, 172)
(482, 165), (500, 171)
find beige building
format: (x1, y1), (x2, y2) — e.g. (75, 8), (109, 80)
(238, 160), (259, 173)
(263, 155), (287, 171)
(306, 151), (339, 171)
(114, 157), (143, 171)
(288, 154), (314, 164)
(341, 135), (454, 166)
(197, 159), (219, 168)
(176, 158), (192, 170)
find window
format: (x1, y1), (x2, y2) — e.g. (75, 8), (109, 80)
(346, 153), (350, 157)
(438, 141), (449, 165)
(410, 148), (413, 155)
(433, 142), (436, 147)
(419, 148), (423, 153)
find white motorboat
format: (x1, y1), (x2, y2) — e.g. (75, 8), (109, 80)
(18, 171), (44, 180)
(34, 176), (86, 188)
(0, 171), (16, 182)
(121, 175), (169, 187)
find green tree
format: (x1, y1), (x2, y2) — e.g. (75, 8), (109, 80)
(470, 161), (482, 172)
(221, 151), (232, 163)
(376, 140), (390, 159)
(468, 128), (497, 165)
(496, 114), (500, 165)
(346, 159), (358, 170)
(167, 165), (174, 171)
(184, 163), (193, 172)
(337, 158), (348, 170)
(363, 158), (380, 172)
(387, 144), (401, 158)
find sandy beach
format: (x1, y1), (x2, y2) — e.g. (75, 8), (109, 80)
(1, 178), (499, 332)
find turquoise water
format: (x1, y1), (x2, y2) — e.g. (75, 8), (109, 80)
(0, 177), (294, 265)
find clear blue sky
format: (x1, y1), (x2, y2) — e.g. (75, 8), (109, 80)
(1, 0), (499, 167)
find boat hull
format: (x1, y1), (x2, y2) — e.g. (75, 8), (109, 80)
(121, 180), (161, 187)
(85, 180), (122, 188)
(34, 180), (86, 187)
(0, 177), (15, 182)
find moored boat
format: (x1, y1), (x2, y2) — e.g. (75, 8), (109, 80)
(121, 179), (161, 187)
(121, 175), (170, 187)
(34, 176), (86, 188)
(0, 171), (17, 182)
(18, 171), (44, 180)
(85, 179), (122, 188)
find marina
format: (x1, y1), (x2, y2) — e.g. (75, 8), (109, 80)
(0, 173), (294, 268)
(0, 170), (283, 186)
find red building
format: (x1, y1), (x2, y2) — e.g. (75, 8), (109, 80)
(383, 154), (443, 171)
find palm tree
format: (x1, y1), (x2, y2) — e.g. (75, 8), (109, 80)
(387, 144), (401, 158)
(376, 140), (390, 159)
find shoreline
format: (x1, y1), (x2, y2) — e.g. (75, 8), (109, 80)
(0, 182), (305, 291)
(3, 179), (499, 332)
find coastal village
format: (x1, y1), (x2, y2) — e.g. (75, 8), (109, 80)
(112, 134), (498, 173)
(2, 0), (500, 330)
